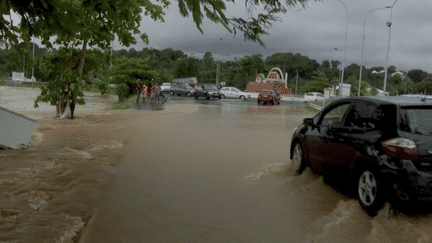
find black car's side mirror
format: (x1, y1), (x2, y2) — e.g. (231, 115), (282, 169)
(303, 118), (314, 127)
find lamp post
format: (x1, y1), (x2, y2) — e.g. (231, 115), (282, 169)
(334, 48), (343, 92)
(383, 0), (398, 95)
(336, 0), (348, 97)
(358, 6), (391, 96)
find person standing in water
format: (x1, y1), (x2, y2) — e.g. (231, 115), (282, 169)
(136, 79), (143, 103)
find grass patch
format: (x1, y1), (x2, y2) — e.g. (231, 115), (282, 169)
(111, 95), (136, 110)
(83, 86), (116, 95)
(304, 102), (320, 113)
(0, 81), (45, 89)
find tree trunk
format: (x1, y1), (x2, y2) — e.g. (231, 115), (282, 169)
(70, 39), (88, 118)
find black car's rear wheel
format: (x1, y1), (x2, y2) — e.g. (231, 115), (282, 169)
(357, 167), (386, 216)
(195, 94), (198, 100)
(292, 143), (307, 175)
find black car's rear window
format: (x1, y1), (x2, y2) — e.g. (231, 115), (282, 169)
(399, 106), (432, 135)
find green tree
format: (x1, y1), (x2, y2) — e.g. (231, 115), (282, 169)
(345, 75), (370, 96)
(108, 56), (161, 100)
(413, 77), (432, 95)
(173, 57), (200, 78)
(407, 69), (429, 83)
(398, 77), (414, 94)
(299, 70), (331, 94)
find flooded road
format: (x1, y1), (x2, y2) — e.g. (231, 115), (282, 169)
(79, 97), (432, 243)
(2, 87), (432, 242)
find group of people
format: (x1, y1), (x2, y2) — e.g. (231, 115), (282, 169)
(136, 79), (161, 104)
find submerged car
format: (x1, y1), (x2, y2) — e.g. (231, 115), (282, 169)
(290, 96), (432, 216)
(194, 84), (221, 100)
(161, 82), (171, 92)
(220, 87), (250, 100)
(257, 89), (280, 105)
(169, 83), (194, 96)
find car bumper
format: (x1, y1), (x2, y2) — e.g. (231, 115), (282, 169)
(209, 93), (221, 98)
(259, 97), (276, 101)
(384, 160), (432, 201)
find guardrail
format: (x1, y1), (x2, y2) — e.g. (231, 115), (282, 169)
(308, 102), (323, 111)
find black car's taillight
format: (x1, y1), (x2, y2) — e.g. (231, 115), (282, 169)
(381, 138), (419, 160)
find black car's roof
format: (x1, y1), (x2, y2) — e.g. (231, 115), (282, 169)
(336, 96), (432, 107)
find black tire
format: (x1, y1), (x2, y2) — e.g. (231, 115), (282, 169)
(221, 94), (225, 99)
(257, 100), (260, 105)
(170, 91), (174, 96)
(218, 96), (222, 99)
(187, 92), (192, 97)
(206, 94), (210, 100)
(195, 94), (198, 100)
(240, 95), (245, 100)
(271, 100), (274, 106)
(357, 166), (386, 216)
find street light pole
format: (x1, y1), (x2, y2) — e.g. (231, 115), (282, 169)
(358, 6), (391, 97)
(383, 0), (398, 95)
(32, 39), (35, 89)
(337, 0), (348, 97)
(334, 48), (343, 93)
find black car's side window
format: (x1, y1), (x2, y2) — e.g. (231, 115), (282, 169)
(320, 103), (351, 127)
(344, 102), (377, 129)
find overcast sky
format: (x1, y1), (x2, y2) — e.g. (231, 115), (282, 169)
(120, 0), (432, 73)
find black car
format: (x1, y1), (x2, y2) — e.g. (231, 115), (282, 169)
(194, 84), (222, 100)
(169, 83), (194, 96)
(290, 96), (432, 216)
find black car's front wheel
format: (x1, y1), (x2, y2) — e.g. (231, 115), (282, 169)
(292, 143), (307, 175)
(357, 167), (386, 216)
(194, 94), (198, 100)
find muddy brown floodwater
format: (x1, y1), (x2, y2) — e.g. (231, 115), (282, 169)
(2, 87), (432, 242)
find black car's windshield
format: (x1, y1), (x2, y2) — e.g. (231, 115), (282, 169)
(203, 84), (218, 90)
(399, 107), (432, 135)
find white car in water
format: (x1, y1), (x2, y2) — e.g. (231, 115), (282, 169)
(304, 92), (324, 101)
(220, 87), (250, 100)
(161, 82), (171, 92)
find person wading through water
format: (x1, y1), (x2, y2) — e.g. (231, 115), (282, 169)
(136, 79), (144, 103)
(150, 81), (156, 104)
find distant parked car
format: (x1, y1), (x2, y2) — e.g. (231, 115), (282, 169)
(304, 92), (324, 101)
(194, 84), (222, 100)
(220, 87), (250, 100)
(169, 83), (194, 96)
(109, 84), (116, 89)
(161, 82), (171, 92)
(257, 89), (280, 105)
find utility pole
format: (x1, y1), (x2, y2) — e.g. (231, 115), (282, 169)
(216, 61), (220, 88)
(32, 40), (35, 89)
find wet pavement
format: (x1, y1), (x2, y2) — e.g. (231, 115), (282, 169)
(80, 95), (432, 243)
(2, 87), (432, 242)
